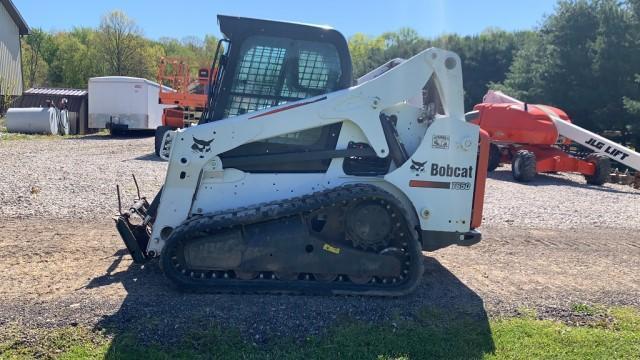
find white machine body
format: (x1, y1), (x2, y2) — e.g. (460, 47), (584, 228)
(149, 48), (483, 254)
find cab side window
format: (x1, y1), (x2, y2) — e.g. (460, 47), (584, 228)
(221, 36), (345, 172)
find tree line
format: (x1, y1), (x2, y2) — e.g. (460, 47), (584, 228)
(21, 10), (219, 90)
(349, 0), (640, 135)
(21, 1), (640, 136)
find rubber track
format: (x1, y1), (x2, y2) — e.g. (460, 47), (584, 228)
(160, 184), (425, 296)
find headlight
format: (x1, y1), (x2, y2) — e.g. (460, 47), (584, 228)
(160, 131), (176, 161)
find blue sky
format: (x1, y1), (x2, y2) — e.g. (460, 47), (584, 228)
(13, 0), (558, 40)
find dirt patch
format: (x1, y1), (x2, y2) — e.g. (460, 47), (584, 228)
(0, 218), (638, 340)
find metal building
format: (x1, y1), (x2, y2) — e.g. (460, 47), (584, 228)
(0, 0), (29, 113)
(15, 88), (90, 134)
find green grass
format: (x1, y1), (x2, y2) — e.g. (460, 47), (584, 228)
(0, 116), (112, 141)
(0, 132), (80, 141)
(1, 307), (639, 359)
(0, 129), (109, 141)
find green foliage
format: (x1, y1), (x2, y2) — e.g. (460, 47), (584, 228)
(20, 11), (218, 90)
(348, 33), (386, 80)
(49, 32), (99, 88)
(437, 30), (533, 109)
(21, 28), (50, 88)
(623, 96), (640, 116)
(349, 28), (529, 109)
(156, 34), (219, 74)
(624, 74), (640, 117)
(0, 77), (19, 114)
(570, 303), (609, 316)
(0, 131), (88, 141)
(381, 28), (430, 61)
(0, 325), (109, 359)
(98, 10), (150, 78)
(499, 0), (640, 133)
(2, 307), (640, 359)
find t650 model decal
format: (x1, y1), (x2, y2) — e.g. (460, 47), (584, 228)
(409, 180), (471, 190)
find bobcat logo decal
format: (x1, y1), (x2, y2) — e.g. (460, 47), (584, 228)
(191, 137), (214, 153)
(410, 159), (427, 173)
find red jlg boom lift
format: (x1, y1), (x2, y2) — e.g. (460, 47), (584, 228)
(470, 91), (640, 186)
(154, 57), (214, 156)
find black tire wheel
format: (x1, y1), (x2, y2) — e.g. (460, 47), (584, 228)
(109, 127), (122, 137)
(511, 150), (537, 182)
(584, 154), (610, 185)
(487, 144), (501, 172)
(155, 126), (172, 156)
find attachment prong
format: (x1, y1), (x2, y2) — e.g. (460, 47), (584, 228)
(132, 174), (141, 200)
(116, 185), (123, 215)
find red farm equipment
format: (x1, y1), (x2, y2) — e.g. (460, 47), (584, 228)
(470, 91), (640, 186)
(154, 57), (214, 155)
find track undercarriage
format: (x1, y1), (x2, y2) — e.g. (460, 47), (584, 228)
(159, 184), (424, 296)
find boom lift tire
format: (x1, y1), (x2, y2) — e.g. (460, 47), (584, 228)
(109, 127), (123, 137)
(487, 144), (501, 172)
(155, 126), (172, 156)
(512, 150), (537, 182)
(584, 154), (611, 185)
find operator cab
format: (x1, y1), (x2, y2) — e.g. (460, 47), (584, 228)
(201, 15), (353, 172)
(203, 15), (353, 122)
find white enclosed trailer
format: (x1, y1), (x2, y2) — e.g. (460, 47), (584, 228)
(88, 76), (173, 133)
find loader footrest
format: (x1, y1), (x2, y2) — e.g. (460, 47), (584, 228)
(421, 230), (481, 252)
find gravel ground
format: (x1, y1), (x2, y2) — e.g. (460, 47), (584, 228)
(0, 135), (165, 220)
(0, 135), (639, 343)
(1, 135), (637, 228)
(483, 165), (640, 230)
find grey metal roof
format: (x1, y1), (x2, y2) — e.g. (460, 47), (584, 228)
(1, 0), (29, 35)
(24, 87), (88, 97)
(17, 87), (88, 114)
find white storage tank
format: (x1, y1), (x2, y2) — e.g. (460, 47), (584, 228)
(4, 107), (69, 135)
(88, 76), (173, 133)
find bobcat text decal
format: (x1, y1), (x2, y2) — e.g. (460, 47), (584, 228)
(409, 163), (474, 190)
(431, 163), (474, 178)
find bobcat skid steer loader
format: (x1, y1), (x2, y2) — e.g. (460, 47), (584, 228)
(115, 15), (490, 296)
